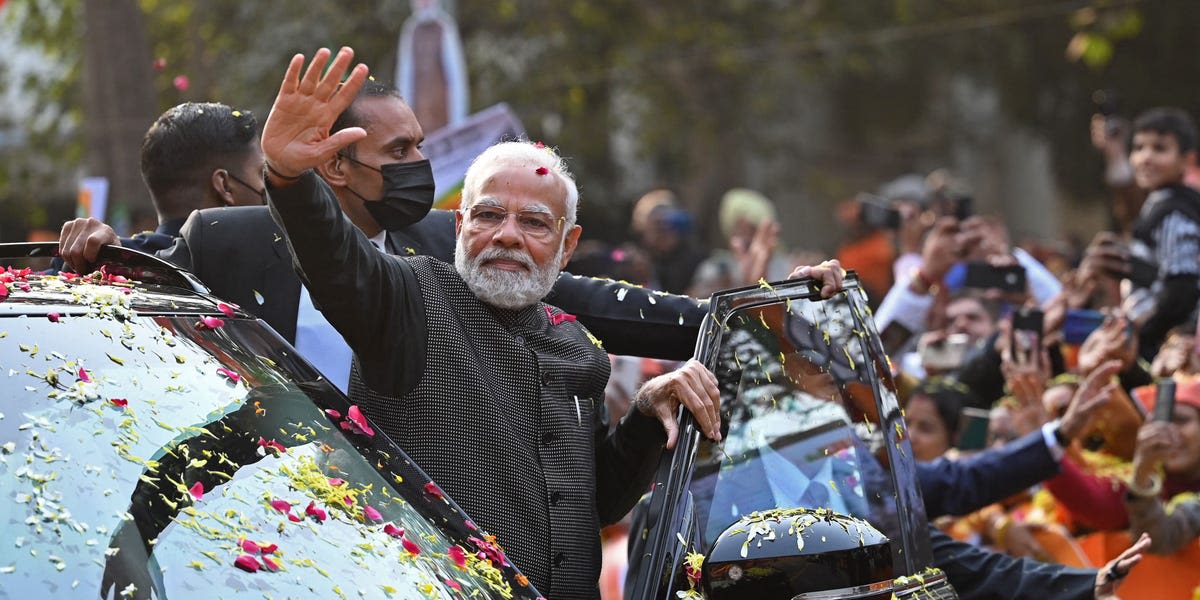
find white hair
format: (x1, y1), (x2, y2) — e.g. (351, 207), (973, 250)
(460, 140), (578, 225)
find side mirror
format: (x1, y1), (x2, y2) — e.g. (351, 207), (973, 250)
(702, 508), (894, 599)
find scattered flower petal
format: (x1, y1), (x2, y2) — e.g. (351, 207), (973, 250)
(448, 545), (467, 569)
(262, 556), (280, 572)
(77, 367), (91, 383)
(424, 481), (445, 501)
(216, 367), (241, 383)
(48, 312), (60, 322)
(270, 499), (292, 513)
(343, 405), (375, 437)
(327, 478), (346, 487)
(233, 554), (260, 573)
(240, 539), (260, 555)
(217, 302), (236, 317)
(543, 305), (577, 325)
(153, 58), (166, 70)
(325, 408), (342, 419)
(445, 578), (462, 591)
(364, 505), (382, 522)
(534, 167), (549, 176)
(195, 316), (225, 330)
(402, 537), (421, 555)
(383, 523), (405, 538)
(305, 501), (327, 522)
(188, 482), (204, 501)
(108, 398), (129, 408)
(173, 75), (190, 92)
(259, 543), (278, 555)
(287, 513), (303, 523)
(257, 437), (286, 455)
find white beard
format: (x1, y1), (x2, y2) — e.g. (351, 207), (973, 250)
(455, 236), (563, 310)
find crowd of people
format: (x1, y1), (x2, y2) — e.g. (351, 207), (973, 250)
(51, 45), (1199, 599)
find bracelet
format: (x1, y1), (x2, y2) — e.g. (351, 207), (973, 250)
(265, 161), (303, 182)
(1126, 472), (1163, 499)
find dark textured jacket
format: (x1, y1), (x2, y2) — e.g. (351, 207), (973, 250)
(269, 172), (667, 599)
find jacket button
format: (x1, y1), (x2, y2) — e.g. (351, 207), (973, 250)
(550, 490), (562, 505)
(541, 432), (556, 446)
(553, 552), (567, 566)
(513, 334), (525, 345)
(541, 371), (553, 385)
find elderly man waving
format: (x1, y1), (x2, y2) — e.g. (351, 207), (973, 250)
(260, 47), (746, 600)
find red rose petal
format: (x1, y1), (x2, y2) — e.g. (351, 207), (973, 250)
(445, 578), (462, 591)
(233, 554), (261, 573)
(108, 398), (129, 408)
(262, 556), (280, 572)
(327, 478), (346, 487)
(240, 539), (260, 554)
(345, 405), (375, 437)
(78, 367), (91, 383)
(534, 166), (549, 175)
(270, 499), (292, 513)
(216, 367), (241, 383)
(424, 481), (445, 501)
(196, 316), (225, 330)
(325, 409), (342, 419)
(287, 512), (303, 523)
(189, 481), (204, 501)
(305, 501), (327, 522)
(173, 75), (190, 92)
(48, 312), (60, 322)
(448, 545), (467, 569)
(364, 505), (382, 522)
(259, 543), (278, 555)
(383, 523), (405, 538)
(217, 302), (236, 317)
(402, 537), (421, 555)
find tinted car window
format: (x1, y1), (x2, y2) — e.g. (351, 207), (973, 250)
(1, 266), (540, 599)
(628, 278), (937, 598)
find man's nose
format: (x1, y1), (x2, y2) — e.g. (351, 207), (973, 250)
(491, 213), (524, 247)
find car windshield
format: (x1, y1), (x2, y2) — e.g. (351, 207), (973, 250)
(697, 297), (908, 549)
(628, 278), (933, 598)
(0, 270), (539, 599)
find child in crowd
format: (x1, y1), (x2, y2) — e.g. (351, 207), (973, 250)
(1124, 108), (1200, 355)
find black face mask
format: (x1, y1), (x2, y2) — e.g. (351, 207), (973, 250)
(340, 155), (436, 230)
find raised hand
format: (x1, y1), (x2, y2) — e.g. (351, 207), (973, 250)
(261, 47), (370, 181)
(1094, 532), (1150, 600)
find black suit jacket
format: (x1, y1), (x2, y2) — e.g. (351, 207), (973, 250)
(156, 206), (456, 343)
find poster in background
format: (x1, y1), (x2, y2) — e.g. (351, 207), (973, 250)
(77, 177), (109, 221)
(422, 103), (525, 210)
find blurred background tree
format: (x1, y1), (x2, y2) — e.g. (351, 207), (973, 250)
(1, 0), (1197, 251)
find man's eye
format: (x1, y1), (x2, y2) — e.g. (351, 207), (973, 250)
(518, 214), (552, 231)
(476, 209), (505, 223)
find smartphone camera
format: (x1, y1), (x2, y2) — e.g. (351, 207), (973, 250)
(857, 193), (901, 230)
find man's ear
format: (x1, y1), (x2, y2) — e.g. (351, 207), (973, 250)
(454, 207), (464, 237)
(211, 169), (237, 207)
(1185, 149), (1198, 167)
(559, 224), (583, 269)
(316, 154), (348, 188)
